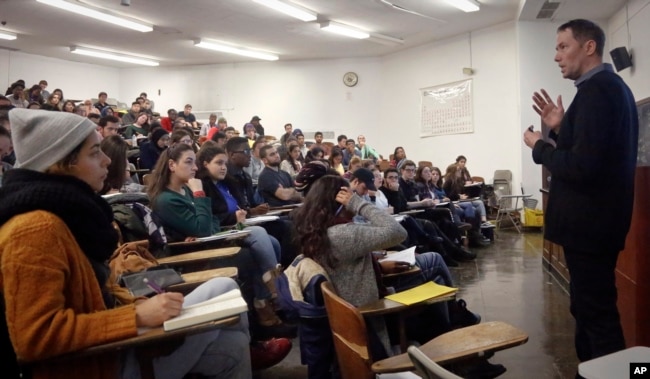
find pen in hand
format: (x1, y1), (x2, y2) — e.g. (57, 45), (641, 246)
(143, 278), (165, 294)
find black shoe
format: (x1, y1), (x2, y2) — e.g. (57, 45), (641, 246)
(449, 299), (481, 328)
(465, 359), (507, 379)
(470, 240), (491, 248)
(451, 247), (476, 261)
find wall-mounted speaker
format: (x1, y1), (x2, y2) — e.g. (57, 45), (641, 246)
(610, 47), (632, 72)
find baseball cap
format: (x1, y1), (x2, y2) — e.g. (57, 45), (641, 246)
(351, 168), (376, 191)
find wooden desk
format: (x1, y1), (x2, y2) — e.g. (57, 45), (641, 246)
(158, 247), (240, 266)
(372, 321), (529, 373)
(268, 203), (301, 211)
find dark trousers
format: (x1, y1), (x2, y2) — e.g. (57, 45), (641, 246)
(563, 248), (626, 366)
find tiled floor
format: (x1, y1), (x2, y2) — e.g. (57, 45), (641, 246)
(259, 229), (580, 379)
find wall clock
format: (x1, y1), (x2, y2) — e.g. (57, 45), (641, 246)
(343, 72), (359, 87)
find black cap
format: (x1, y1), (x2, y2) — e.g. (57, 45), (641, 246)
(351, 168), (376, 191)
(251, 115), (261, 121)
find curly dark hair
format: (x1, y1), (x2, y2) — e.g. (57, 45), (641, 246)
(292, 175), (349, 268)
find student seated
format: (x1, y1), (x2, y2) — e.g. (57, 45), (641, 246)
(443, 163), (492, 229)
(0, 109), (251, 379)
(147, 144), (295, 338)
(139, 127), (169, 171)
(197, 145), (297, 268)
(280, 142), (302, 180)
(291, 175), (490, 368)
(380, 168), (476, 265)
(258, 145), (302, 207)
(99, 136), (145, 194)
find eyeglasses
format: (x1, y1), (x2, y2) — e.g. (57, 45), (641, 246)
(233, 149), (252, 156)
(403, 168), (415, 172)
(386, 175), (399, 180)
(180, 138), (193, 145)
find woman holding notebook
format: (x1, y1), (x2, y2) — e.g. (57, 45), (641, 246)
(0, 110), (251, 379)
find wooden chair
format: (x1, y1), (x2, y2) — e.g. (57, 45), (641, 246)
(379, 160), (391, 172)
(418, 161), (433, 168)
(322, 282), (529, 378)
(142, 173), (154, 188)
(470, 176), (484, 184)
(321, 282), (420, 379)
(407, 345), (461, 379)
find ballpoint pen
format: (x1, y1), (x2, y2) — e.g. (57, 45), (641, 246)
(143, 277), (165, 294)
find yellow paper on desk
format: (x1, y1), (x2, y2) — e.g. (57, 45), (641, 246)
(385, 281), (458, 305)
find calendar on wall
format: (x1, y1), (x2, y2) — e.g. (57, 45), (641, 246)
(420, 79), (473, 137)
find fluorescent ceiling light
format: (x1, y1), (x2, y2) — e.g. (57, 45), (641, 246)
(194, 40), (279, 61)
(252, 0), (317, 22)
(37, 0), (153, 32)
(70, 46), (159, 66)
(444, 0), (480, 12)
(0, 31), (17, 41)
(320, 21), (370, 39)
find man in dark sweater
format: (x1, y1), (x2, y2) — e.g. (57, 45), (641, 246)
(524, 19), (638, 370)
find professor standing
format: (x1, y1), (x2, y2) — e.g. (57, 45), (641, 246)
(523, 19), (638, 375)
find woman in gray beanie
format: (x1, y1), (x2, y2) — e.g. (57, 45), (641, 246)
(0, 109), (251, 379)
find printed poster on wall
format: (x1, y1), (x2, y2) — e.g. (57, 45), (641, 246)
(420, 79), (473, 137)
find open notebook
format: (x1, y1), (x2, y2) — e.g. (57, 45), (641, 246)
(164, 289), (248, 332)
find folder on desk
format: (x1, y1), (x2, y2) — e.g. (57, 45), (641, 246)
(385, 281), (457, 306)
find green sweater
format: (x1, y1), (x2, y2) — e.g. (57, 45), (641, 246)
(152, 187), (220, 240)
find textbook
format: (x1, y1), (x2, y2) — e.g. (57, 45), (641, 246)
(163, 289), (248, 332)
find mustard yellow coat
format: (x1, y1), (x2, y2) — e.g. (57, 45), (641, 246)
(0, 210), (138, 379)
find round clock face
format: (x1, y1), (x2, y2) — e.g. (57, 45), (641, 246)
(343, 72), (358, 87)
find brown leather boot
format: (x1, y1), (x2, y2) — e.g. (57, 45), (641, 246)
(255, 299), (282, 327)
(262, 265), (282, 300)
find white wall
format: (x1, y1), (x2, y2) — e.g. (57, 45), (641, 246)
(119, 58), (383, 139)
(0, 51), (120, 101)
(380, 21), (520, 189)
(608, 0), (650, 101)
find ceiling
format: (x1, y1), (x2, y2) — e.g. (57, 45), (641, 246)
(0, 0), (627, 68)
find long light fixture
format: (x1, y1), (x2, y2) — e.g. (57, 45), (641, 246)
(194, 40), (279, 61)
(36, 0), (153, 32)
(444, 0), (480, 12)
(252, 0), (317, 22)
(0, 30), (17, 41)
(70, 46), (159, 66)
(320, 21), (370, 39)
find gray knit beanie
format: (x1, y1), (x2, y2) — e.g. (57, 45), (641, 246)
(9, 109), (98, 172)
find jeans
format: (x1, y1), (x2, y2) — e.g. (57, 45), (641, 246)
(390, 252), (453, 291)
(122, 277), (252, 379)
(243, 226), (280, 301)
